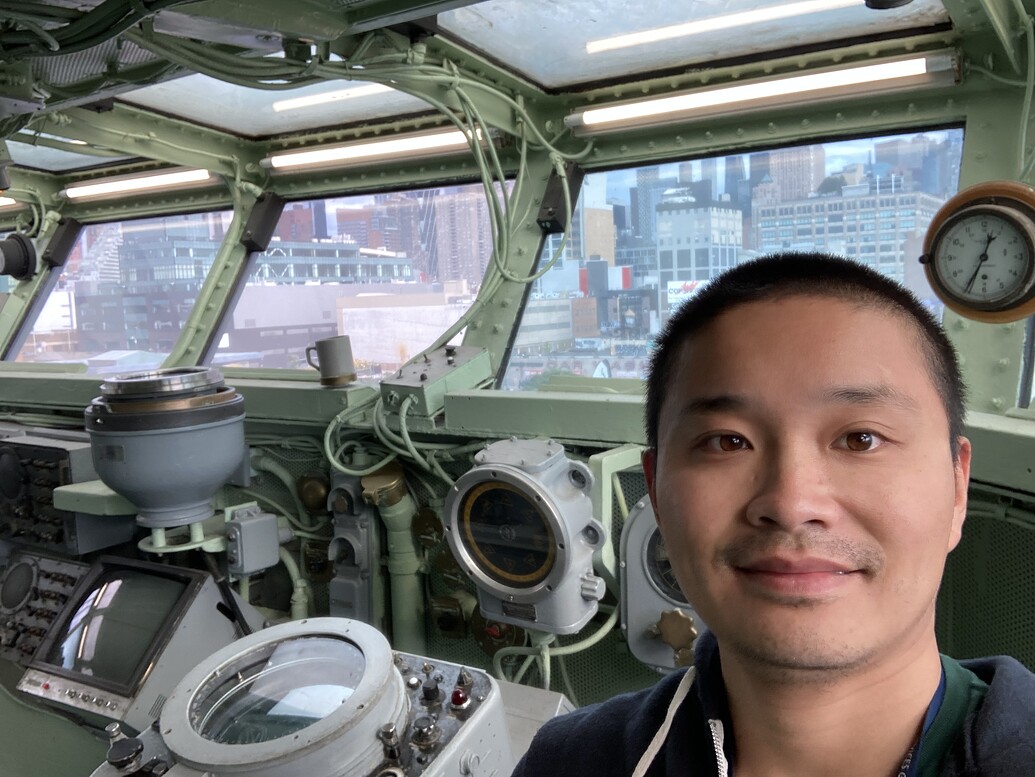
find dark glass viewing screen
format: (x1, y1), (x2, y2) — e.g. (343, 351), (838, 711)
(44, 570), (187, 688)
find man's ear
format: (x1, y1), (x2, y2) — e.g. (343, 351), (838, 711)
(949, 436), (972, 551)
(642, 447), (659, 515)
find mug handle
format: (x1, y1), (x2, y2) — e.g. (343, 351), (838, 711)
(305, 345), (319, 369)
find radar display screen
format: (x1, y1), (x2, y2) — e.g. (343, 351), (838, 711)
(458, 481), (556, 588)
(43, 569), (187, 689)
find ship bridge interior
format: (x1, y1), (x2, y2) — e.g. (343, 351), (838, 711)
(0, 1), (1033, 776)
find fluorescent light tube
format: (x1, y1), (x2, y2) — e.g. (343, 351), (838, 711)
(568, 54), (954, 133)
(266, 129), (475, 170)
(586, 0), (860, 53)
(273, 83), (394, 112)
(63, 168), (212, 200)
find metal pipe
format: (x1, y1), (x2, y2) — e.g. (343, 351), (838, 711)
(362, 462), (426, 654)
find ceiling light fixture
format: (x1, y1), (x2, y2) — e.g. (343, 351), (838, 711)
(272, 83), (395, 112)
(63, 168), (213, 200)
(566, 53), (955, 134)
(586, 0), (860, 53)
(264, 128), (478, 171)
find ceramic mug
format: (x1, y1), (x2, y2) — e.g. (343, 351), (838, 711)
(305, 335), (357, 387)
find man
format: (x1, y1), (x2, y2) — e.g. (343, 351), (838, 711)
(511, 253), (1035, 777)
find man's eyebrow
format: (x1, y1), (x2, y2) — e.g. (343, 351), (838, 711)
(821, 384), (921, 411)
(675, 394), (749, 419)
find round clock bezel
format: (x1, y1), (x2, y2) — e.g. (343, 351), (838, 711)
(923, 181), (1035, 322)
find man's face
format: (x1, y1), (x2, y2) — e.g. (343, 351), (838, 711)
(643, 295), (971, 675)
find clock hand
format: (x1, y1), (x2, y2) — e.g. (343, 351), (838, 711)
(964, 233), (995, 293)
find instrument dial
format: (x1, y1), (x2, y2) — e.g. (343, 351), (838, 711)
(644, 528), (687, 604)
(457, 481), (556, 588)
(923, 181), (1035, 322)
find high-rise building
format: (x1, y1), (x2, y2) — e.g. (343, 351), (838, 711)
(336, 207), (374, 245)
(768, 145), (825, 200)
(724, 155), (746, 203)
(433, 189), (493, 286)
(752, 184), (944, 290)
(634, 166), (662, 240)
(277, 202), (320, 242)
(654, 188), (743, 290)
(748, 151), (771, 185)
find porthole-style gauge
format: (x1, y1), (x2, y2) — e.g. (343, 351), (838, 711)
(644, 527), (688, 605)
(620, 499), (706, 672)
(445, 438), (606, 635)
(921, 181), (1035, 322)
(457, 480), (557, 588)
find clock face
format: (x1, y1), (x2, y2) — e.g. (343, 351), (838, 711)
(931, 206), (1035, 309)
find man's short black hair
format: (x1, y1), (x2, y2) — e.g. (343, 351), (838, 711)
(644, 252), (967, 459)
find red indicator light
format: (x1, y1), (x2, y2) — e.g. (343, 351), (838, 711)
(485, 625), (502, 639)
(42, 683), (50, 690)
(450, 687), (469, 706)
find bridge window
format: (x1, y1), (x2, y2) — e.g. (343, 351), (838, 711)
(10, 211), (232, 373)
(209, 184), (491, 375)
(501, 127), (963, 389)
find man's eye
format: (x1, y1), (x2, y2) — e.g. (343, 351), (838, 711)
(704, 434), (748, 452)
(840, 431), (883, 452)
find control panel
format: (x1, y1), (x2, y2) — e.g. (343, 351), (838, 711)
(86, 618), (515, 777)
(0, 434), (135, 555)
(387, 652), (503, 776)
(380, 345), (493, 417)
(18, 669), (131, 717)
(89, 655), (510, 777)
(0, 551), (89, 664)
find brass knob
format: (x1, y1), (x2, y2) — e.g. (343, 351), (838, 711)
(656, 609), (698, 653)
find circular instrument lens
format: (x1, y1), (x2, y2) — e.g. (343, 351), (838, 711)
(458, 481), (556, 588)
(645, 529), (687, 604)
(0, 562), (34, 611)
(189, 636), (365, 744)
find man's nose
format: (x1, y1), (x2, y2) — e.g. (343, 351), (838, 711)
(743, 444), (838, 532)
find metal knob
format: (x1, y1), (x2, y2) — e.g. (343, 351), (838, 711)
(106, 736), (144, 771)
(378, 722), (402, 761)
(411, 715), (440, 748)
